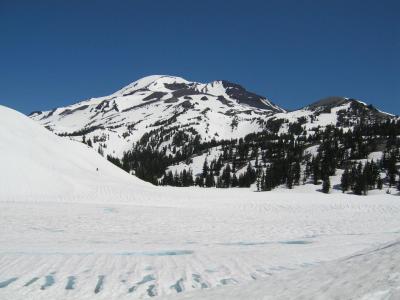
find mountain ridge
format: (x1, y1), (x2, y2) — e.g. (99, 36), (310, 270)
(29, 75), (395, 119)
(29, 75), (396, 159)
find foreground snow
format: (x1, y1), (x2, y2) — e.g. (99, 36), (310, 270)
(1, 105), (400, 299)
(168, 238), (400, 300)
(1, 191), (400, 300)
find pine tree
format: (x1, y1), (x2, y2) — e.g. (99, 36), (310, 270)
(260, 171), (266, 191)
(246, 162), (256, 184)
(304, 159), (311, 184)
(264, 167), (273, 191)
(216, 176), (223, 188)
(167, 170), (174, 185)
(387, 157), (397, 187)
(232, 158), (237, 173)
(202, 159), (209, 178)
(353, 168), (367, 196)
(293, 162), (301, 186)
(341, 168), (350, 193)
(231, 174), (238, 187)
(322, 177), (330, 194)
(98, 145), (104, 156)
(221, 164), (232, 188)
(312, 157), (320, 185)
(377, 174), (383, 190)
(286, 170), (293, 189)
(195, 176), (204, 187)
(205, 173), (215, 187)
(173, 171), (180, 186)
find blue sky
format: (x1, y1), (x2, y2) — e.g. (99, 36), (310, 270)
(0, 0), (399, 115)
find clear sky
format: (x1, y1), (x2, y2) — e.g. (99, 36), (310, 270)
(0, 0), (399, 115)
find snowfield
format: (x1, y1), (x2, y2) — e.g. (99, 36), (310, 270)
(167, 238), (400, 300)
(2, 193), (400, 300)
(1, 105), (400, 300)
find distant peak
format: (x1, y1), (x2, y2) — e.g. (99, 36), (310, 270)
(305, 96), (350, 110)
(301, 96), (393, 117)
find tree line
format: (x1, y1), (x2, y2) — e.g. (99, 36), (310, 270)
(104, 119), (400, 195)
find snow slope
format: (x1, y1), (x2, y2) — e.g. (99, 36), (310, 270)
(1, 105), (400, 299)
(0, 105), (148, 199)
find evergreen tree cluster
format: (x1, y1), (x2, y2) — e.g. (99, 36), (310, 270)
(161, 169), (194, 187)
(341, 161), (381, 195)
(113, 117), (400, 195)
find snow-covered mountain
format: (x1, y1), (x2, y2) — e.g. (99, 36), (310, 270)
(30, 75), (284, 158)
(30, 76), (395, 161)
